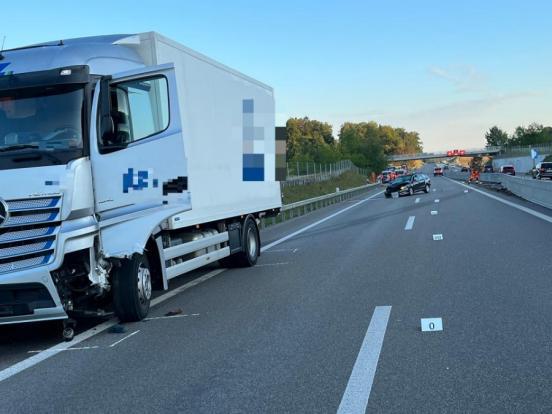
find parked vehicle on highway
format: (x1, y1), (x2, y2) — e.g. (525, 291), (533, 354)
(483, 165), (494, 173)
(532, 162), (552, 179)
(461, 167), (469, 172)
(433, 166), (443, 176)
(395, 168), (406, 177)
(500, 165), (516, 176)
(385, 174), (430, 198)
(0, 32), (282, 337)
(380, 170), (396, 183)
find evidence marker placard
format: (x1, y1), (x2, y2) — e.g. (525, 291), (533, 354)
(421, 318), (443, 332)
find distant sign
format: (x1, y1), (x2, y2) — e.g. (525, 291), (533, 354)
(421, 318), (443, 332)
(531, 148), (539, 160)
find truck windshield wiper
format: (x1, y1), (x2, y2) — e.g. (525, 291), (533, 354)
(0, 144), (40, 152)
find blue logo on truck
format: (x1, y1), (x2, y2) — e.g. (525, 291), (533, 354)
(123, 168), (159, 193)
(0, 62), (11, 76)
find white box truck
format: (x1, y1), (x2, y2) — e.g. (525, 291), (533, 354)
(0, 32), (282, 338)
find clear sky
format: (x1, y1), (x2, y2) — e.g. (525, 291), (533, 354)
(2, 1), (550, 151)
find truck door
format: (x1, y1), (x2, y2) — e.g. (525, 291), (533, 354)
(90, 64), (191, 217)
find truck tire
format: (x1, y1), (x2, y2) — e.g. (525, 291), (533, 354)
(220, 217), (260, 267)
(112, 254), (152, 322)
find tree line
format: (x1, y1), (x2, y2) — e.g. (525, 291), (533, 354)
(285, 117), (423, 174)
(485, 123), (552, 147)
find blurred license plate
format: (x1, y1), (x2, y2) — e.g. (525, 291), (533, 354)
(392, 192), (399, 199)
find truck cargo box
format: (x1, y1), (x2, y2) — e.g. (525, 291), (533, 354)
(122, 32), (281, 229)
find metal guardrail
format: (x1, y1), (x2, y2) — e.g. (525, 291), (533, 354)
(445, 171), (552, 210)
(260, 183), (379, 228)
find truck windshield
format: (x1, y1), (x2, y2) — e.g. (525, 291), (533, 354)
(0, 84), (85, 170)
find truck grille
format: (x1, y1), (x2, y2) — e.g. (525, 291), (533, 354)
(0, 196), (61, 273)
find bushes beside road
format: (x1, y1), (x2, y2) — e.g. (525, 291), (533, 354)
(282, 171), (368, 204)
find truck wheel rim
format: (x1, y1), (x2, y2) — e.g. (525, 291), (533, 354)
(137, 263), (152, 304)
(247, 228), (257, 258)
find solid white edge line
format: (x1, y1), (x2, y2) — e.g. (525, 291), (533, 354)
(337, 305), (392, 414)
(261, 190), (384, 252)
(0, 189), (383, 383)
(445, 178), (552, 224)
(404, 216), (416, 230)
(109, 330), (141, 348)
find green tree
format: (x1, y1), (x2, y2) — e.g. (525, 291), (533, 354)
(485, 126), (509, 147)
(286, 117), (338, 163)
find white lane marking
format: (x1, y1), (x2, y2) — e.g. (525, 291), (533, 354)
(144, 313), (200, 321)
(464, 189), (469, 193)
(261, 190), (384, 252)
(109, 330), (140, 348)
(433, 234), (444, 241)
(264, 248), (299, 253)
(434, 199), (440, 203)
(432, 188), (436, 192)
(404, 216), (416, 230)
(415, 197), (420, 204)
(337, 306), (392, 414)
(430, 210), (438, 215)
(0, 318), (117, 383)
(27, 346), (100, 354)
(0, 191), (383, 383)
(446, 178), (552, 225)
(256, 262), (289, 267)
(150, 268), (226, 307)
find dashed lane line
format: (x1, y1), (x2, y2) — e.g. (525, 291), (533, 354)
(404, 216), (416, 230)
(337, 306), (392, 414)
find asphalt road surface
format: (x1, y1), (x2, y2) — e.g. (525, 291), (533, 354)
(1, 168), (552, 413)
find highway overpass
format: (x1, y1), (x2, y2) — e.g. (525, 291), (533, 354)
(389, 146), (502, 161)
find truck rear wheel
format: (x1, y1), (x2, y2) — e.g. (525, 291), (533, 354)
(113, 254), (152, 322)
(220, 217), (260, 267)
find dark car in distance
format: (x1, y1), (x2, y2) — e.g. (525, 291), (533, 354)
(483, 165), (494, 173)
(385, 174), (430, 198)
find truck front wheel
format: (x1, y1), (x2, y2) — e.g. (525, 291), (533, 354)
(112, 254), (152, 322)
